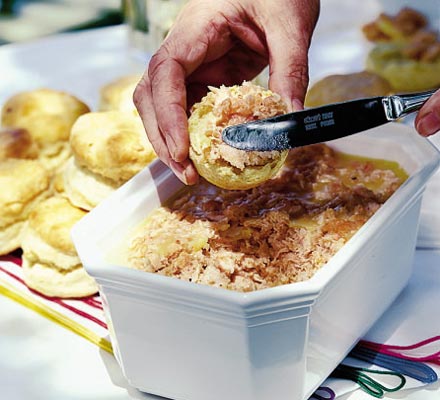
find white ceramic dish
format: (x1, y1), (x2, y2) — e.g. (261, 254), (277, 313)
(72, 123), (439, 400)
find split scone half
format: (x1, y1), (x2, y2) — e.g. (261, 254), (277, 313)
(188, 82), (289, 190)
(0, 159), (51, 255)
(64, 111), (156, 210)
(21, 196), (97, 298)
(1, 88), (90, 170)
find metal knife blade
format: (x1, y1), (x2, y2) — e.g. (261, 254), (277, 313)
(221, 90), (437, 151)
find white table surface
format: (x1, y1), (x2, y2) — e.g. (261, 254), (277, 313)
(1, 1), (440, 399)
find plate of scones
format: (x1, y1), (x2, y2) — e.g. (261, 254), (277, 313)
(0, 74), (157, 299)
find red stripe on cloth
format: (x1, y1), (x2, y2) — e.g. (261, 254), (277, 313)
(0, 264), (25, 284)
(359, 337), (440, 365)
(53, 299), (108, 329)
(0, 255), (22, 266)
(0, 262), (107, 330)
(83, 296), (104, 310)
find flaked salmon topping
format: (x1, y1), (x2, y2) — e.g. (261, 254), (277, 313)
(201, 82), (287, 170)
(128, 144), (406, 292)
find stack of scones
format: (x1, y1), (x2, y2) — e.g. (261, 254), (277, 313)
(0, 76), (156, 298)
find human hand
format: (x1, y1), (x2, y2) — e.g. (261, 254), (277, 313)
(133, 0), (320, 184)
(415, 89), (440, 137)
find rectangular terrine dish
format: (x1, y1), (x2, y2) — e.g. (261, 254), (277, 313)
(72, 123), (440, 400)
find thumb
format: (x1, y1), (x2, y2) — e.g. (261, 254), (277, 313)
(415, 89), (440, 137)
(264, 0), (319, 111)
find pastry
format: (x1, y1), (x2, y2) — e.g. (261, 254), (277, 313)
(1, 88), (90, 170)
(65, 111), (156, 210)
(188, 82), (289, 190)
(305, 71), (392, 108)
(0, 159), (51, 255)
(0, 126), (38, 160)
(362, 7), (427, 43)
(99, 74), (141, 115)
(366, 40), (440, 91)
(21, 196), (97, 298)
(62, 156), (117, 211)
(363, 7), (440, 91)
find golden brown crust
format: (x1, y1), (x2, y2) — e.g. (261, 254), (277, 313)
(0, 158), (51, 255)
(0, 127), (38, 160)
(0, 220), (26, 255)
(305, 71), (392, 108)
(1, 88), (90, 168)
(20, 196), (97, 298)
(366, 42), (440, 91)
(0, 159), (51, 229)
(62, 156), (118, 211)
(52, 167), (65, 194)
(69, 111), (156, 185)
(99, 74), (140, 115)
(21, 257), (98, 298)
(362, 7), (440, 91)
(362, 7), (427, 42)
(1, 88), (90, 145)
(27, 196), (87, 255)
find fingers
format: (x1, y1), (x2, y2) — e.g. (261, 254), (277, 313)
(133, 72), (199, 185)
(148, 50), (190, 163)
(262, 0), (320, 110)
(134, 1), (233, 185)
(415, 89), (440, 137)
(134, 0), (321, 187)
(186, 41), (268, 108)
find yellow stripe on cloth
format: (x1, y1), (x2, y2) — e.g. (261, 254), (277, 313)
(0, 280), (113, 354)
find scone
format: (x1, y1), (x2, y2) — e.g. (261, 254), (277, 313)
(362, 7), (427, 43)
(21, 196), (97, 298)
(362, 7), (440, 91)
(305, 71), (392, 108)
(63, 157), (117, 211)
(0, 159), (51, 255)
(366, 41), (440, 91)
(188, 82), (289, 190)
(1, 88), (90, 170)
(65, 111), (156, 210)
(51, 165), (66, 195)
(99, 74), (141, 115)
(0, 126), (38, 160)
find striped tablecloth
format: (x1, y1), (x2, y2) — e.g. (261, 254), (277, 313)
(0, 253), (112, 353)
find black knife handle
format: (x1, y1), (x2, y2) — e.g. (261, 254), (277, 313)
(222, 89), (438, 151)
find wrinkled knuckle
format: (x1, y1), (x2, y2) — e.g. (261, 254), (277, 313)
(133, 76), (150, 108)
(286, 62), (309, 84)
(148, 46), (171, 81)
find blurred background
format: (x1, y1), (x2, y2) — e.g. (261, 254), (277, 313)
(0, 0), (123, 45)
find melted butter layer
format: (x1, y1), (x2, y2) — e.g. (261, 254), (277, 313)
(126, 144), (408, 292)
(169, 144), (408, 223)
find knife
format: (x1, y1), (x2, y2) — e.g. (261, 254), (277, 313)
(222, 89), (437, 151)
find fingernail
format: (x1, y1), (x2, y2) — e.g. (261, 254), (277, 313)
(169, 161), (188, 185)
(417, 111), (440, 137)
(183, 165), (199, 186)
(182, 169), (191, 185)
